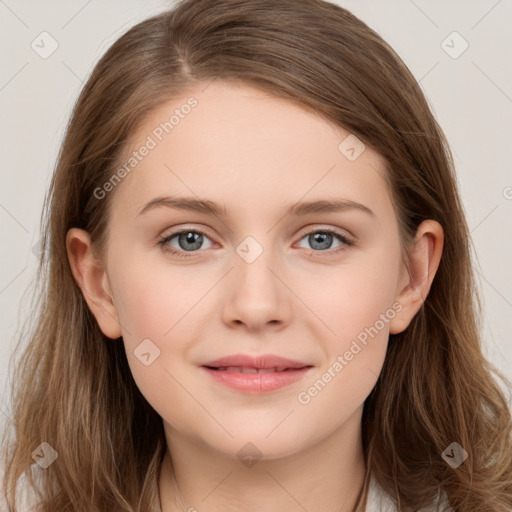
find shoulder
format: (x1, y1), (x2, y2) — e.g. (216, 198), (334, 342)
(365, 474), (454, 512)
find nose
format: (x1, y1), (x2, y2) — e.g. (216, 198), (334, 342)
(220, 240), (293, 333)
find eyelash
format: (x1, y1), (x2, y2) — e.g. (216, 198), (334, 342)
(158, 227), (354, 259)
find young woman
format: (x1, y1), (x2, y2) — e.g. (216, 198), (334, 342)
(2, 0), (511, 510)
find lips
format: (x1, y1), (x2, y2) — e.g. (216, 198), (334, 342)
(201, 353), (311, 371)
(200, 354), (313, 393)
(213, 366), (292, 373)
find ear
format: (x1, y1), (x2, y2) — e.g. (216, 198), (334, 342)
(389, 220), (444, 334)
(66, 228), (122, 339)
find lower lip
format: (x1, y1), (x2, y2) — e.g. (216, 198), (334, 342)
(201, 366), (312, 393)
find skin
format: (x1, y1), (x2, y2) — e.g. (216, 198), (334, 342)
(66, 80), (443, 512)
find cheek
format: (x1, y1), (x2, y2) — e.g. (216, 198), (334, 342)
(107, 258), (212, 392)
(110, 256), (210, 343)
(298, 247), (402, 410)
(294, 258), (399, 422)
(306, 253), (401, 343)
(107, 264), (200, 425)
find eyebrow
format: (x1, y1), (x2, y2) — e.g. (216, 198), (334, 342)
(137, 196), (375, 218)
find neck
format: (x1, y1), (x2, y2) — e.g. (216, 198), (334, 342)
(159, 407), (367, 512)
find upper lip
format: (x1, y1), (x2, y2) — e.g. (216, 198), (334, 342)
(201, 354), (312, 370)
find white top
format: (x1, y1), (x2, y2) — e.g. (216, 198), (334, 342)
(365, 474), (454, 511)
(365, 474), (398, 511)
(0, 463), (41, 511)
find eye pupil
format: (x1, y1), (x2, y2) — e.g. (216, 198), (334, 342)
(309, 232), (333, 250)
(179, 231), (203, 251)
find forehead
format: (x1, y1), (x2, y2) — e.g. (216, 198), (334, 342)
(110, 80), (393, 221)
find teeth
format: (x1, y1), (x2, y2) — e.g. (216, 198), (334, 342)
(217, 366), (290, 373)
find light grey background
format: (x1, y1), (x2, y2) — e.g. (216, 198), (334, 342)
(1, 0), (511, 436)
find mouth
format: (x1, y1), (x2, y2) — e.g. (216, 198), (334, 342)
(200, 356), (314, 393)
(204, 365), (311, 373)
(200, 353), (311, 371)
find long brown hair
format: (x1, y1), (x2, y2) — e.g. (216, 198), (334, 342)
(2, 0), (511, 510)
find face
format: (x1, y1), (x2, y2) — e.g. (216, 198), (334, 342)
(78, 80), (416, 461)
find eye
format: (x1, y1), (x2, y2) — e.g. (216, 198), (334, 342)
(158, 229), (214, 258)
(295, 228), (354, 255)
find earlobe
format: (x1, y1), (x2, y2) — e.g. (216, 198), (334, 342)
(66, 228), (123, 339)
(389, 220), (444, 335)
